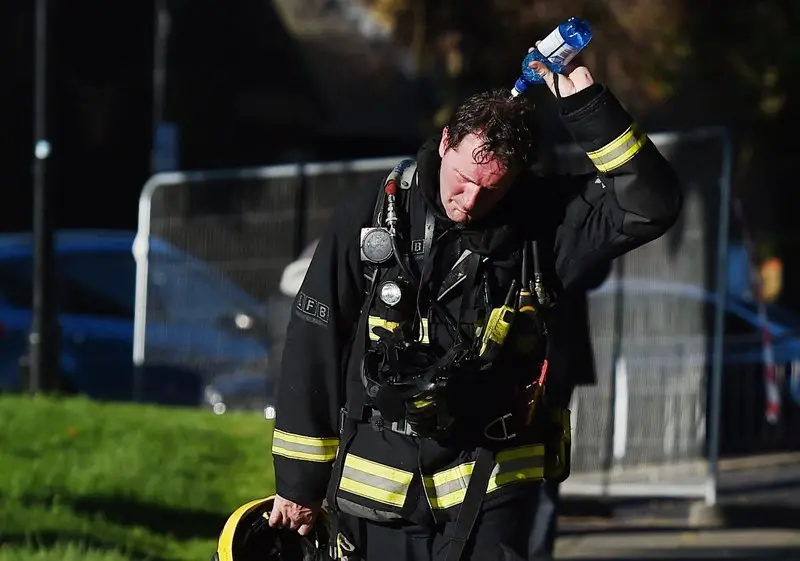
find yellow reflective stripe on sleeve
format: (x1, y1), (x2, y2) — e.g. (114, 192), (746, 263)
(338, 453), (414, 507)
(272, 429), (339, 463)
(423, 444), (545, 510)
(586, 124), (648, 173)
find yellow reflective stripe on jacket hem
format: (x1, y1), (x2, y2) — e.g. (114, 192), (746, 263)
(338, 453), (414, 507)
(424, 444), (545, 510)
(586, 124), (648, 173)
(272, 429), (339, 462)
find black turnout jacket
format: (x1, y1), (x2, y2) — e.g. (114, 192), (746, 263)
(270, 83), (682, 519)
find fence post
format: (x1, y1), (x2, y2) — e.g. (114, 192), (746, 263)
(705, 127), (733, 507)
(294, 159), (308, 258)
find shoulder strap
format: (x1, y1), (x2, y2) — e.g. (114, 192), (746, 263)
(363, 158), (418, 295)
(325, 265), (382, 555)
(444, 447), (495, 561)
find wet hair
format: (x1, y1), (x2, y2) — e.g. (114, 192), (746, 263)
(444, 89), (537, 170)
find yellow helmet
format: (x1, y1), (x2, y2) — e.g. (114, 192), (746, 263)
(212, 496), (333, 561)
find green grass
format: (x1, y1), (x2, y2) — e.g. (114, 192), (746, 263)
(0, 394), (275, 561)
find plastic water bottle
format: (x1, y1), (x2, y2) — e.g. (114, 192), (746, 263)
(511, 17), (592, 97)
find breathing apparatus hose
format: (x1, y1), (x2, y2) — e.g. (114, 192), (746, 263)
(383, 177), (465, 345)
(369, 176), (473, 437)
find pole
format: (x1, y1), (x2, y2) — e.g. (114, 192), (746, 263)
(29, 0), (60, 393)
(151, 0), (179, 174)
(705, 128), (733, 507)
(152, 0), (169, 174)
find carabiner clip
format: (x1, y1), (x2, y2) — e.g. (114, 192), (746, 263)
(483, 412), (517, 441)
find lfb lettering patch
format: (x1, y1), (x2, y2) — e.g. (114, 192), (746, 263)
(296, 291), (330, 326)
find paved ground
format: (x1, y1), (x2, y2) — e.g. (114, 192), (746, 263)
(556, 528), (800, 559)
(553, 452), (800, 560)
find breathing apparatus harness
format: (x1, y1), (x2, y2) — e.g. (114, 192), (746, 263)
(355, 159), (555, 441)
(326, 159), (568, 561)
(357, 160), (467, 439)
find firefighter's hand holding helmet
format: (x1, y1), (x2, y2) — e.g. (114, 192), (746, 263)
(268, 495), (322, 536)
(213, 495), (333, 561)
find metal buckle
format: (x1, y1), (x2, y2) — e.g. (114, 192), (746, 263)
(483, 412), (517, 441)
(368, 409), (418, 437)
(330, 532), (356, 560)
(389, 420), (418, 437)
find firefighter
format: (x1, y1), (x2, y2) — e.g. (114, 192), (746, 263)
(267, 54), (682, 560)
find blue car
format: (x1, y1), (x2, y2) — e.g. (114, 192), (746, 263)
(0, 230), (272, 412)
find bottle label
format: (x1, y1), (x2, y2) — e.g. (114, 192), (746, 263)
(537, 28), (578, 67)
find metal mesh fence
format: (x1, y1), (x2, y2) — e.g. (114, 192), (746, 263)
(555, 128), (731, 499)
(131, 158), (407, 414)
(138, 159), (405, 303)
(143, 166), (302, 301)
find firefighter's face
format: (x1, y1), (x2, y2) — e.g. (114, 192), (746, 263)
(438, 129), (517, 224)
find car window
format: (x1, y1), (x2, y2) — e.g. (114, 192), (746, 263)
(0, 257), (34, 308)
(57, 251), (137, 318)
(0, 250), (216, 321)
(0, 251), (136, 318)
(148, 254), (257, 322)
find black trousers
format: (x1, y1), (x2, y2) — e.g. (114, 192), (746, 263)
(336, 482), (542, 561)
(526, 479), (561, 560)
